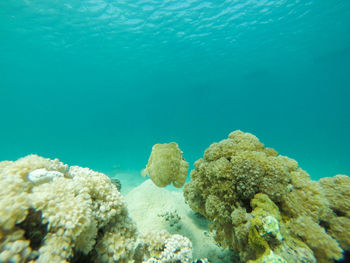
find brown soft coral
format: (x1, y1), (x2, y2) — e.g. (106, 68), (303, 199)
(319, 174), (350, 251)
(327, 217), (350, 251)
(184, 130), (348, 262)
(281, 169), (332, 222)
(289, 216), (343, 263)
(319, 174), (350, 217)
(142, 142), (189, 188)
(184, 130), (299, 256)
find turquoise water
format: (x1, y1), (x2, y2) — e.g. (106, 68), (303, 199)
(1, 0), (349, 181)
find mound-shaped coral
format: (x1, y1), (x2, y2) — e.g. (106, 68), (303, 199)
(142, 142), (189, 188)
(184, 130), (349, 263)
(0, 155), (137, 263)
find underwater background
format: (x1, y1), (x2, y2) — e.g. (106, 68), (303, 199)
(1, 0), (349, 184)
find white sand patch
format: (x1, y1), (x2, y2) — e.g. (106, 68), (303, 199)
(125, 179), (235, 262)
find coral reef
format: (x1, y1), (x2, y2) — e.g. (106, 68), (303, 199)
(184, 130), (350, 263)
(2, 131), (349, 263)
(247, 193), (316, 263)
(142, 142), (189, 188)
(0, 155), (137, 263)
(0, 155), (196, 263)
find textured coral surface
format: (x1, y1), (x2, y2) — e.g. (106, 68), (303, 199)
(184, 130), (350, 263)
(0, 155), (137, 263)
(135, 230), (193, 263)
(142, 142), (189, 188)
(0, 155), (201, 263)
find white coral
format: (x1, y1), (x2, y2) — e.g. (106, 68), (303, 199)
(161, 234), (193, 262)
(28, 168), (64, 184)
(0, 155), (137, 263)
(145, 234), (193, 263)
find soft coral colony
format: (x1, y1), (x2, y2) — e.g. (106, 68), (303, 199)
(184, 131), (350, 263)
(0, 131), (349, 263)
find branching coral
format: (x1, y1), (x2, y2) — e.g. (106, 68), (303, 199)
(184, 130), (349, 263)
(142, 142), (189, 188)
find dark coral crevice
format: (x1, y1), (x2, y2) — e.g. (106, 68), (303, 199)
(16, 208), (47, 251)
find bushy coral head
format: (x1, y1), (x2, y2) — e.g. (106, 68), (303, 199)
(142, 142), (189, 188)
(183, 130), (350, 263)
(0, 155), (137, 263)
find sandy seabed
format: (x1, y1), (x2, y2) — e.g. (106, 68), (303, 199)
(124, 179), (236, 262)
